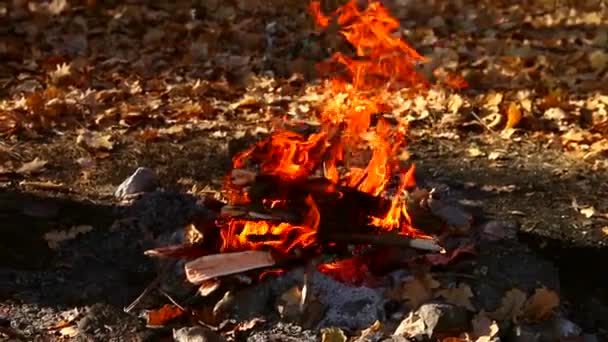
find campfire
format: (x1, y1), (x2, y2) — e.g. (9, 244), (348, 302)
(147, 0), (446, 292)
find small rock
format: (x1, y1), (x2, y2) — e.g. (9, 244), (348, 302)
(552, 317), (582, 339)
(114, 167), (158, 199)
(394, 302), (470, 339)
(173, 326), (227, 342)
(429, 199), (473, 232)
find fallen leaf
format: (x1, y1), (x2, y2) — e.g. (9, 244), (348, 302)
(488, 151), (503, 160)
(435, 283), (475, 311)
(76, 130), (114, 151)
(358, 321), (382, 340)
(44, 225), (94, 250)
(399, 273), (440, 309)
(467, 147), (484, 158)
(589, 50), (608, 71)
(579, 206), (596, 218)
(321, 327), (347, 342)
(471, 312), (499, 342)
(602, 227), (608, 236)
(521, 288), (559, 322)
(58, 326), (79, 338)
(505, 102), (522, 129)
(16, 158), (48, 175)
(393, 311), (427, 338)
(489, 288), (527, 322)
(146, 304), (185, 327)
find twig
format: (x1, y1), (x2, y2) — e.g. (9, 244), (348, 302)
(124, 275), (162, 313)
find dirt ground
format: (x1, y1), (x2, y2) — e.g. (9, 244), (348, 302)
(1, 0), (608, 341)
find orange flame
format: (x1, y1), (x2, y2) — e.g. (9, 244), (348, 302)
(221, 0), (432, 256)
(221, 196), (320, 254)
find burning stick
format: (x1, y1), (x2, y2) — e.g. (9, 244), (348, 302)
(184, 250), (276, 285)
(325, 233), (445, 253)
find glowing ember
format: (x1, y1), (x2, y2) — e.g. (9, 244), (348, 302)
(220, 0), (433, 261)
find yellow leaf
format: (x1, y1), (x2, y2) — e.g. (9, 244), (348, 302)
(436, 283), (475, 311)
(399, 273), (440, 309)
(321, 327), (347, 342)
(489, 288), (527, 322)
(521, 288), (559, 322)
(505, 102), (522, 129)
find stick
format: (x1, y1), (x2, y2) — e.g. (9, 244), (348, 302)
(325, 233), (445, 253)
(184, 250), (276, 284)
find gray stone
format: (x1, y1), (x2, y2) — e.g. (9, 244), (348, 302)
(173, 326), (227, 342)
(114, 167), (158, 199)
(312, 271), (384, 331)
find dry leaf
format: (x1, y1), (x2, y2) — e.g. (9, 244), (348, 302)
(489, 288), (527, 322)
(44, 225), (94, 250)
(579, 206), (596, 218)
(505, 102), (522, 129)
(321, 327), (347, 342)
(521, 288), (559, 322)
(602, 226), (608, 236)
(76, 130), (114, 151)
(393, 311), (427, 338)
(589, 50), (608, 71)
(359, 321), (382, 340)
(471, 312), (499, 342)
(146, 304), (185, 327)
(467, 147), (484, 158)
(399, 273), (440, 309)
(435, 283), (475, 311)
(16, 158), (48, 175)
(58, 326), (79, 338)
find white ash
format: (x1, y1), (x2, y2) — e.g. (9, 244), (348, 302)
(310, 271), (385, 331)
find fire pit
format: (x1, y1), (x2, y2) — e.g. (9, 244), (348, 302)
(145, 0), (445, 290)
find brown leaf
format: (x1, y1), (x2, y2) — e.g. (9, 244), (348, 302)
(146, 304), (185, 327)
(471, 312), (499, 342)
(505, 102), (522, 129)
(16, 157), (47, 175)
(76, 130), (114, 151)
(321, 327), (347, 342)
(521, 288), (559, 322)
(399, 273), (440, 309)
(488, 288), (527, 322)
(435, 283), (475, 311)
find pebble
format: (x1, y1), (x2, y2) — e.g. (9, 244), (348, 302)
(114, 167), (158, 199)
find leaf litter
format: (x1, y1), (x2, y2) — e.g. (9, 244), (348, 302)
(0, 0), (603, 340)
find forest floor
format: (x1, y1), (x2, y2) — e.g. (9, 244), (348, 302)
(1, 0), (607, 341)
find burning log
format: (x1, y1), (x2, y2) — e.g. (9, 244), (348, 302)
(185, 250), (276, 285)
(325, 233), (444, 253)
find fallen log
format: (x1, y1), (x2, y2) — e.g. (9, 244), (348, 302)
(185, 250), (276, 284)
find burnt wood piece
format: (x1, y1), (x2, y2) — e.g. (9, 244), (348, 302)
(324, 232), (444, 253)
